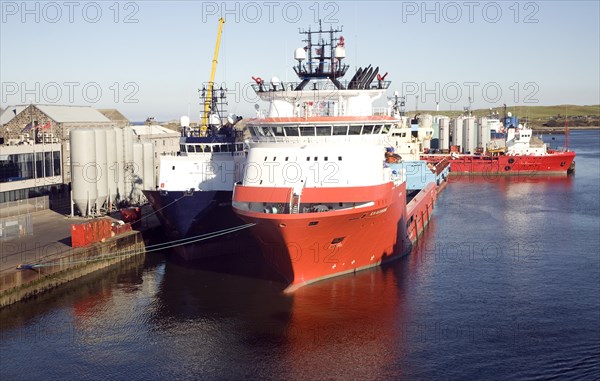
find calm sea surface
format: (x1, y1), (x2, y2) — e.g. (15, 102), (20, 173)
(1, 131), (599, 380)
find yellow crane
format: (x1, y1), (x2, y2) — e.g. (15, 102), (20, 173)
(201, 17), (225, 136)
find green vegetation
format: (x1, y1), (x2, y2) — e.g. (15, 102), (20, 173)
(410, 104), (600, 128)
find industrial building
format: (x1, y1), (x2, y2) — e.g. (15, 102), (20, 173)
(131, 124), (180, 186)
(0, 104), (117, 203)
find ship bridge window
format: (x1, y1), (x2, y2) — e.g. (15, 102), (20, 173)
(252, 126), (266, 136)
(362, 125), (374, 134)
(237, 143), (244, 151)
(204, 145), (212, 153)
(213, 145), (221, 152)
(348, 125), (362, 135)
(316, 126), (332, 136)
(284, 126), (300, 136)
(195, 145), (203, 152)
(333, 125), (348, 135)
(180, 144), (185, 152)
(300, 126), (316, 136)
(373, 124), (383, 134)
(272, 127), (285, 136)
(382, 124), (391, 134)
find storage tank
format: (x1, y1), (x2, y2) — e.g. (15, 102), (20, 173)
(123, 127), (134, 201)
(105, 128), (117, 207)
(132, 143), (144, 203)
(142, 142), (154, 191)
(94, 129), (108, 211)
(70, 129), (97, 216)
(417, 114), (433, 150)
(462, 117), (476, 154)
(438, 117), (450, 151)
(451, 117), (464, 151)
(113, 127), (125, 203)
(477, 117), (490, 150)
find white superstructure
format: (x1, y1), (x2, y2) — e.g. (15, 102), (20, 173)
(157, 140), (245, 192)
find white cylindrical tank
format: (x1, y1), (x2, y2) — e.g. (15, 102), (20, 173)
(132, 143), (144, 203)
(113, 127), (125, 203)
(417, 114), (433, 149)
(105, 128), (117, 207)
(70, 129), (97, 216)
(123, 127), (134, 201)
(451, 117), (464, 151)
(94, 129), (108, 211)
(142, 142), (154, 191)
(462, 117), (476, 154)
(438, 117), (450, 151)
(478, 117), (490, 150)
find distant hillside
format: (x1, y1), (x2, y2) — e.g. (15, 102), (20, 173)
(410, 104), (600, 130)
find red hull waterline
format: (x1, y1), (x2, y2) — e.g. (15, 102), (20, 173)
(233, 182), (439, 292)
(422, 151), (576, 175)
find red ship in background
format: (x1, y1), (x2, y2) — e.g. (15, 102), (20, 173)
(232, 22), (441, 291)
(422, 107), (576, 175)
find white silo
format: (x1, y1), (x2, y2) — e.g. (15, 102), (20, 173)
(114, 127), (125, 203)
(132, 143), (144, 203)
(94, 129), (108, 211)
(105, 128), (117, 208)
(462, 117), (476, 154)
(70, 129), (97, 217)
(417, 114), (433, 150)
(123, 127), (134, 201)
(438, 117), (450, 151)
(478, 117), (490, 150)
(451, 117), (464, 151)
(142, 142), (155, 191)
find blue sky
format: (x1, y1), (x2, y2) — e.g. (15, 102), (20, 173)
(1, 1), (599, 121)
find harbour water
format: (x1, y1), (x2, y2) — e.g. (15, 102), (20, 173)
(1, 131), (598, 380)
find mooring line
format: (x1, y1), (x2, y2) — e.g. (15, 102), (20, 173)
(16, 223), (256, 270)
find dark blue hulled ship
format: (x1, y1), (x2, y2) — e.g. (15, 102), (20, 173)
(142, 86), (250, 260)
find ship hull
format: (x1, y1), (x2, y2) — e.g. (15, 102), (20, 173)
(143, 190), (250, 260)
(422, 151), (576, 175)
(233, 182), (440, 291)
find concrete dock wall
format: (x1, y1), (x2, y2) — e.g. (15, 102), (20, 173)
(0, 231), (145, 308)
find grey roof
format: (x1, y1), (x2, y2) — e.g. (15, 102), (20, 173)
(0, 105), (28, 125)
(98, 109), (130, 123)
(1, 104), (111, 125)
(131, 125), (180, 137)
(36, 105), (111, 123)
